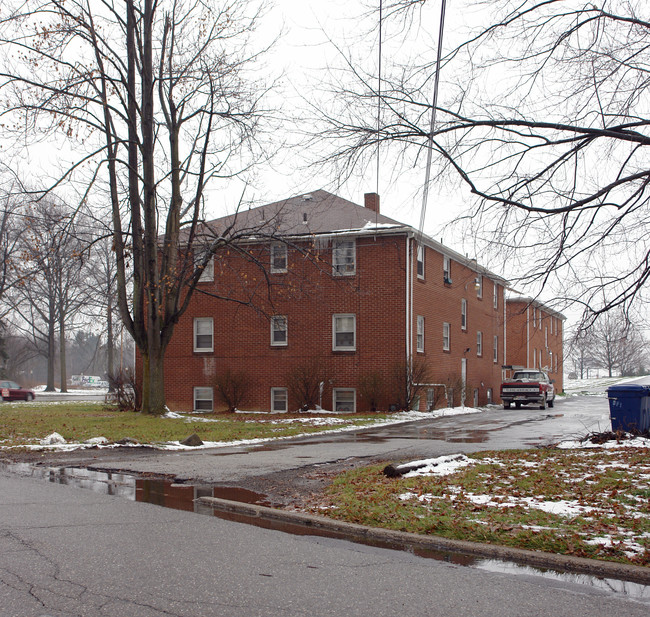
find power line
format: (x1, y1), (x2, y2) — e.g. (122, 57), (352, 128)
(418, 0), (447, 240)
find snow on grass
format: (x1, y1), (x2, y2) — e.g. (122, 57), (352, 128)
(563, 375), (649, 397)
(3, 404), (486, 452)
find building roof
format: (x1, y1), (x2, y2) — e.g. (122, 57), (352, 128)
(197, 189), (404, 238)
(507, 296), (566, 320)
(195, 189), (509, 285)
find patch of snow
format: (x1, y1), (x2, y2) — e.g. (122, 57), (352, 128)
(40, 432), (66, 445)
(85, 437), (109, 445)
(400, 454), (475, 478)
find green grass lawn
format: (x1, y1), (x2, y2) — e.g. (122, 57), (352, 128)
(0, 401), (389, 447)
(313, 447), (650, 567)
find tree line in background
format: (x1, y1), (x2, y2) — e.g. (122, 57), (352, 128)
(567, 311), (649, 379)
(0, 180), (132, 390)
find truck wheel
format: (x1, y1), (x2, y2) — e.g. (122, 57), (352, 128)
(539, 396), (547, 410)
(548, 397), (554, 408)
(503, 402), (510, 409)
(515, 402), (521, 409)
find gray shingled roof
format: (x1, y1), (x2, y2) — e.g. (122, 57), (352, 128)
(190, 188), (509, 286)
(195, 189), (404, 238)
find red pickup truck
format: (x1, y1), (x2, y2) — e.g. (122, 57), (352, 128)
(501, 370), (555, 410)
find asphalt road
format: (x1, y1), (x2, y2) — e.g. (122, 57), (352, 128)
(1, 468), (648, 617)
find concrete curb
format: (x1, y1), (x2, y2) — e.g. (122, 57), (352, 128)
(198, 496), (650, 585)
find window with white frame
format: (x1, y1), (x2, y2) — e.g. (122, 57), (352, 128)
(493, 335), (498, 363)
(487, 388), (493, 404)
(549, 351), (553, 372)
(197, 251), (214, 282)
(493, 284), (498, 309)
(333, 388), (356, 412)
(270, 242), (288, 273)
(333, 314), (356, 351)
(539, 349), (542, 369)
(332, 239), (356, 275)
(271, 316), (287, 346)
(416, 243), (425, 279)
(271, 387), (288, 413)
(443, 255), (451, 283)
(416, 315), (424, 352)
(443, 322), (450, 351)
(477, 331), (483, 356)
(193, 387), (213, 412)
(476, 275), (483, 298)
(533, 348), (537, 368)
(545, 326), (548, 348)
(461, 299), (467, 330)
(194, 317), (213, 352)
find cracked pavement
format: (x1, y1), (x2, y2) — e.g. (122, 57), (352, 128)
(2, 466), (650, 617)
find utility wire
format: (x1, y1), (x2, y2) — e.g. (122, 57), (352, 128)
(418, 0), (447, 240)
(375, 0), (383, 226)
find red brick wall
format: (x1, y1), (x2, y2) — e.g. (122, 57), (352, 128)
(413, 243), (505, 407)
(506, 300), (564, 393)
(150, 233), (510, 412)
(162, 234), (409, 412)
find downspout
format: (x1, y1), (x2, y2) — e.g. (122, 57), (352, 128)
(406, 234), (412, 363)
(526, 305), (530, 368)
(503, 290), (507, 373)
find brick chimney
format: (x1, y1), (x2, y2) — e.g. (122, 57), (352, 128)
(364, 192), (380, 214)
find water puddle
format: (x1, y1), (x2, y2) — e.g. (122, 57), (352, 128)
(2, 461), (648, 602)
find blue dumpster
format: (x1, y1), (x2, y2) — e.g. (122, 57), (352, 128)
(606, 384), (650, 433)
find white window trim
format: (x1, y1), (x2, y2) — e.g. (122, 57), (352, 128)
(270, 242), (288, 273)
(416, 243), (425, 279)
(477, 331), (483, 357)
(193, 317), (213, 352)
(416, 315), (425, 353)
(198, 253), (214, 283)
(443, 322), (450, 351)
(443, 255), (451, 284)
(493, 284), (498, 309)
(271, 387), (288, 413)
(332, 239), (356, 276)
(461, 299), (467, 331)
(493, 335), (498, 363)
(333, 388), (356, 413)
(271, 315), (288, 347)
(476, 275), (483, 298)
(333, 314), (356, 351)
(193, 387), (213, 412)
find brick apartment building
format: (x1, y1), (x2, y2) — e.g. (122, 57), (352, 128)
(504, 297), (565, 394)
(159, 189), (515, 413)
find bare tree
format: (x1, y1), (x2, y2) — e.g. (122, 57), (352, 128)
(567, 328), (598, 380)
(313, 1), (650, 322)
(10, 197), (89, 391)
(588, 311), (647, 377)
(0, 0), (277, 413)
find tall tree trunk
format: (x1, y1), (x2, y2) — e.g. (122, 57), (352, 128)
(45, 311), (56, 392)
(59, 315), (67, 392)
(140, 346), (166, 416)
(106, 293), (114, 390)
